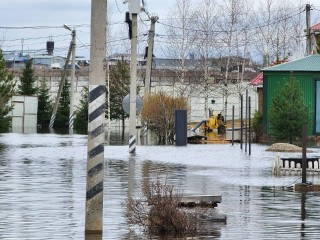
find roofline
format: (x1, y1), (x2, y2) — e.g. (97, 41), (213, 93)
(263, 70), (320, 73)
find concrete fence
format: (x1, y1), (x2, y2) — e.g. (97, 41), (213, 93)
(273, 156), (320, 176)
(11, 74), (258, 127)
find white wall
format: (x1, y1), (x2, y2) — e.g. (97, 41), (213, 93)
(11, 95), (38, 133)
(12, 75), (258, 127)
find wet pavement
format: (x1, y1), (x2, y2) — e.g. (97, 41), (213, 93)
(1, 131), (320, 239)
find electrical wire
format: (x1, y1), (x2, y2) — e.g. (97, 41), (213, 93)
(3, 34), (70, 42)
(157, 8), (304, 35)
(0, 3), (313, 60)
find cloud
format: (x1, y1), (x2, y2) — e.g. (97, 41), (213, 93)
(2, 0), (91, 26)
(0, 0), (172, 58)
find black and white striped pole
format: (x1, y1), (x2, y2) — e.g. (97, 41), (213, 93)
(129, 12), (137, 154)
(85, 0), (106, 236)
(125, 0), (142, 153)
(68, 27), (76, 133)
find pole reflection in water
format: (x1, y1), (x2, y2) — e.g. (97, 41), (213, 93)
(85, 233), (102, 240)
(128, 156), (136, 198)
(300, 192), (306, 239)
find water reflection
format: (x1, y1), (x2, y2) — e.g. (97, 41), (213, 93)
(1, 132), (320, 239)
(85, 233), (102, 240)
(300, 192), (306, 239)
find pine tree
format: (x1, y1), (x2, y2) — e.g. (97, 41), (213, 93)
(74, 85), (88, 131)
(18, 59), (38, 95)
(269, 75), (311, 143)
(0, 49), (16, 132)
(37, 78), (53, 128)
(54, 79), (70, 128)
(106, 60), (130, 127)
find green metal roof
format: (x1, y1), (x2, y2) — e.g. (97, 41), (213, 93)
(262, 55), (320, 72)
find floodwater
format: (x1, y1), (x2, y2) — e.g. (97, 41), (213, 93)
(1, 130), (320, 239)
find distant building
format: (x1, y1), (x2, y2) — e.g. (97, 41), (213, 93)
(3, 52), (68, 70)
(309, 23), (320, 54)
(31, 55), (66, 69)
(3, 52), (29, 69)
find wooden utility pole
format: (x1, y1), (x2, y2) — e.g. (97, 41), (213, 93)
(49, 42), (72, 128)
(85, 0), (106, 236)
(249, 96), (251, 155)
(306, 4), (311, 55)
(69, 29), (76, 132)
(302, 126), (307, 184)
(245, 89), (248, 153)
(144, 15), (158, 97)
(240, 94), (243, 149)
(143, 15), (158, 137)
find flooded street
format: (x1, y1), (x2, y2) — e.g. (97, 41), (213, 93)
(1, 131), (320, 239)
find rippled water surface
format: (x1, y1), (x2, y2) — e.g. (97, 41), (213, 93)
(1, 132), (320, 239)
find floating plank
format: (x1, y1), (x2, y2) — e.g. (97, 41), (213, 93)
(180, 195), (222, 203)
(188, 138), (234, 144)
(179, 195), (222, 208)
(294, 183), (320, 192)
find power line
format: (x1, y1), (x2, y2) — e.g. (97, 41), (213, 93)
(0, 21), (126, 30)
(0, 24), (88, 30)
(2, 34), (70, 42)
(157, 8), (304, 35)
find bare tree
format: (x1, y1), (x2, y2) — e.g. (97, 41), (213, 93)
(231, 0), (254, 114)
(252, 0), (303, 66)
(193, 0), (219, 119)
(164, 0), (197, 97)
(216, 0), (243, 121)
(291, 0), (305, 54)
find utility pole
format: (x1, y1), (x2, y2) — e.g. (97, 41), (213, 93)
(85, 0), (106, 236)
(49, 41), (73, 128)
(21, 38), (24, 53)
(70, 29), (76, 132)
(302, 126), (307, 184)
(107, 61), (111, 128)
(306, 4), (311, 55)
(129, 13), (138, 153)
(125, 0), (142, 154)
(144, 15), (158, 97)
(63, 24), (76, 133)
(143, 15), (158, 137)
(106, 18), (111, 129)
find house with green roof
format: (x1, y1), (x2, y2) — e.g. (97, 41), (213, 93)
(262, 54), (320, 136)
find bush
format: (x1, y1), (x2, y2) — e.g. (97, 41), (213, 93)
(252, 111), (263, 142)
(126, 179), (200, 237)
(0, 109), (11, 133)
(140, 92), (188, 144)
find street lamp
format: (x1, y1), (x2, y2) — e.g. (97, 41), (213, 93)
(64, 24), (76, 132)
(63, 24), (72, 31)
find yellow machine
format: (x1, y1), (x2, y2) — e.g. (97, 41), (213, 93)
(191, 113), (225, 133)
(200, 114), (224, 132)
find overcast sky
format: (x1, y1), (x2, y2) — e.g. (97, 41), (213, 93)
(1, 0), (320, 60)
(0, 0), (172, 59)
